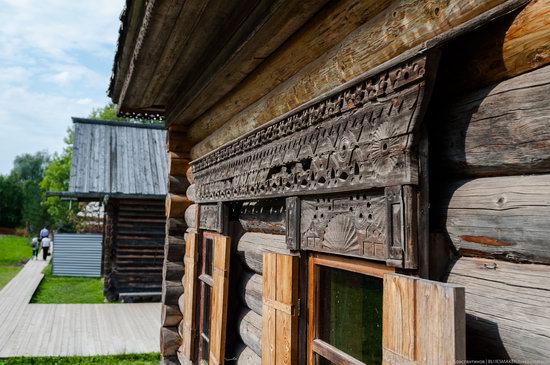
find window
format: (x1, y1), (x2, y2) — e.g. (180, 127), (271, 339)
(308, 253), (394, 365)
(197, 232), (215, 365)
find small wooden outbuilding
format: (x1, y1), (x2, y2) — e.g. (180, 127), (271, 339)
(61, 117), (168, 301)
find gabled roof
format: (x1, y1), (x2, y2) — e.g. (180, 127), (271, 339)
(67, 117), (167, 199)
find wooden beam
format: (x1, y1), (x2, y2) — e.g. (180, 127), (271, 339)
(236, 232), (289, 274)
(438, 174), (550, 264)
(238, 308), (262, 358)
(166, 132), (192, 154)
(165, 194), (191, 219)
(160, 326), (182, 357)
(447, 257), (550, 362)
(168, 153), (190, 176)
(435, 64), (550, 177)
(189, 0), (528, 159)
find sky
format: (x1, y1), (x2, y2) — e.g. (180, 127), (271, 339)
(0, 0), (125, 174)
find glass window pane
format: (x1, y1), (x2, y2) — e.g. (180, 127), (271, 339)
(200, 336), (209, 365)
(205, 237), (214, 276)
(317, 266), (383, 365)
(202, 284), (212, 337)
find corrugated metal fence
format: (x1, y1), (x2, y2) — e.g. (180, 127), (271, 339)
(52, 234), (102, 277)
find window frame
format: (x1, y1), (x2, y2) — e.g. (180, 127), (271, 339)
(196, 230), (216, 364)
(307, 253), (395, 365)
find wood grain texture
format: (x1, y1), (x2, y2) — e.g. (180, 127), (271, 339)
(240, 271), (263, 316)
(238, 308), (262, 357)
(236, 233), (289, 274)
(446, 257), (550, 362)
(165, 194), (192, 219)
(209, 234), (231, 365)
(436, 65), (550, 176)
(236, 341), (261, 365)
(169, 153), (190, 177)
(382, 273), (465, 365)
(262, 253), (298, 365)
(190, 0), (522, 159)
(161, 326), (182, 357)
(162, 305), (183, 327)
(179, 232), (198, 361)
(184, 204), (198, 229)
(184, 0), (393, 143)
(439, 174), (550, 264)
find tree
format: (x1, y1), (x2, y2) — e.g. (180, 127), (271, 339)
(9, 151), (52, 233)
(0, 175), (24, 228)
(40, 128), (79, 232)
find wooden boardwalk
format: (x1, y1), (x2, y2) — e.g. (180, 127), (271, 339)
(0, 258), (160, 357)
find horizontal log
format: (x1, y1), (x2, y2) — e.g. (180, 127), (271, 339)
(237, 232), (289, 274)
(446, 257), (550, 362)
(165, 194), (192, 219)
(190, 0), (528, 159)
(239, 200), (285, 234)
(164, 237), (185, 262)
(163, 261), (183, 282)
(439, 174), (550, 264)
(161, 304), (182, 327)
(167, 218), (186, 235)
(235, 341), (261, 365)
(186, 166), (194, 184)
(436, 65), (550, 176)
(168, 175), (190, 195)
(239, 271), (263, 315)
(167, 131), (193, 154)
(161, 355), (179, 365)
(162, 280), (184, 305)
(178, 293), (185, 316)
(185, 184), (196, 203)
(184, 204), (198, 229)
(168, 152), (190, 176)
(160, 326), (181, 357)
(238, 307), (262, 358)
(445, 0), (550, 92)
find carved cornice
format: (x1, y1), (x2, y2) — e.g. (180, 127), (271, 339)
(192, 53), (436, 203)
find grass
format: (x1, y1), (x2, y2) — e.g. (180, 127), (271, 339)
(0, 353), (160, 365)
(31, 264), (104, 304)
(0, 235), (31, 290)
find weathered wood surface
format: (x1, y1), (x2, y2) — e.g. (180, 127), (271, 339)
(186, 166), (194, 184)
(235, 342), (261, 365)
(238, 308), (262, 358)
(0, 259), (161, 357)
(162, 261), (183, 282)
(239, 271), (263, 316)
(162, 304), (183, 327)
(445, 0), (550, 92)
(239, 200), (285, 234)
(165, 194), (192, 218)
(439, 174), (550, 264)
(184, 204), (198, 229)
(162, 280), (184, 306)
(190, 0), (527, 159)
(383, 273), (465, 365)
(169, 153), (190, 176)
(169, 175), (190, 195)
(184, 0), (393, 143)
(446, 257), (550, 361)
(185, 184), (196, 202)
(236, 232), (289, 274)
(436, 65), (550, 176)
(164, 236), (185, 262)
(161, 326), (181, 357)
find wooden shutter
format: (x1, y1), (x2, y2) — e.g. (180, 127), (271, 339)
(209, 234), (232, 365)
(262, 252), (298, 365)
(180, 231), (198, 361)
(382, 273), (465, 365)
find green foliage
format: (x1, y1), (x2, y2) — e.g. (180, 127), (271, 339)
(0, 353), (160, 365)
(0, 175), (24, 228)
(8, 151), (52, 232)
(40, 128), (79, 232)
(0, 235), (32, 266)
(31, 264), (104, 304)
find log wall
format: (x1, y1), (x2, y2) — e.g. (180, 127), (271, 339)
(161, 128), (191, 365)
(103, 198), (165, 301)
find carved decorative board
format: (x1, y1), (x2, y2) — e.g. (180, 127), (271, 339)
(199, 203), (227, 233)
(191, 53), (437, 203)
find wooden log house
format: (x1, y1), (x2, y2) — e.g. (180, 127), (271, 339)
(108, 0), (550, 363)
(59, 118), (168, 302)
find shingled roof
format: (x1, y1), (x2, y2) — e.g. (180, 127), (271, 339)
(67, 117), (167, 199)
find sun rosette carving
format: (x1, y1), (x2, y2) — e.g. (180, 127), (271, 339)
(322, 215), (358, 253)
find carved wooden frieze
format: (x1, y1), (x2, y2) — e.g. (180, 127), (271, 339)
(191, 53), (437, 203)
(301, 187), (416, 268)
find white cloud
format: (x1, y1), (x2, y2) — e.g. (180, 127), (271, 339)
(0, 0), (125, 174)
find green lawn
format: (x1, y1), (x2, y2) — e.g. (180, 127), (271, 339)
(0, 353), (160, 365)
(31, 264), (105, 304)
(0, 235), (31, 290)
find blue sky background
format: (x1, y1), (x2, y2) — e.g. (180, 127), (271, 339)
(0, 0), (125, 174)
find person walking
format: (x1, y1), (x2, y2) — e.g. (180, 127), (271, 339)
(41, 235), (51, 261)
(31, 236), (39, 260)
(39, 227), (49, 242)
